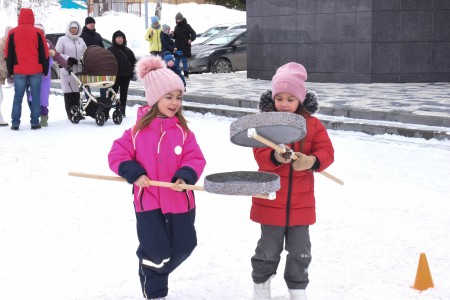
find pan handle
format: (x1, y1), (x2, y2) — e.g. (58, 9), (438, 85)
(68, 172), (206, 191)
(247, 129), (344, 186)
(68, 172), (277, 198)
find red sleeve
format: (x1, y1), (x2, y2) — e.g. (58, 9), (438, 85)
(309, 118), (334, 172)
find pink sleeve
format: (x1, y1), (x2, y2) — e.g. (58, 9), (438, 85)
(108, 128), (135, 175)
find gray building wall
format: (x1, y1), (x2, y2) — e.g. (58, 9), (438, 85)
(247, 0), (450, 83)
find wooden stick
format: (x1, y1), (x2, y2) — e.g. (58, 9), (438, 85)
(247, 130), (344, 185)
(69, 172), (205, 191)
(68, 172), (274, 199)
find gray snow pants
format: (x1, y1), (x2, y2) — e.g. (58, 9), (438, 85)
(251, 224), (312, 289)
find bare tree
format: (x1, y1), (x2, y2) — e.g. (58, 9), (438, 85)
(24, 0), (59, 23)
(155, 0), (162, 20)
(100, 0), (110, 15)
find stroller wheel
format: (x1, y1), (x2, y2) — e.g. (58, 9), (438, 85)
(112, 109), (123, 125)
(95, 110), (106, 126)
(69, 105), (81, 124)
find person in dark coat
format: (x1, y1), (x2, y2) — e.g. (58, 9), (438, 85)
(161, 24), (176, 56)
(80, 16), (104, 48)
(107, 30), (136, 117)
(172, 12), (196, 78)
(80, 16), (107, 98)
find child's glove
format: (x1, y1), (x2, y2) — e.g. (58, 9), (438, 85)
(292, 152), (316, 171)
(273, 145), (293, 164)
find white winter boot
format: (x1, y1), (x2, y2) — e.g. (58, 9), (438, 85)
(253, 276), (274, 299)
(289, 289), (308, 300)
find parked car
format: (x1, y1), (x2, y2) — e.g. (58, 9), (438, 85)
(189, 29), (246, 74)
(192, 22), (246, 45)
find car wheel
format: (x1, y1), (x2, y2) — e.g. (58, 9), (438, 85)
(213, 58), (232, 73)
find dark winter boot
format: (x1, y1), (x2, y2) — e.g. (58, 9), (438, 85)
(183, 70), (189, 78)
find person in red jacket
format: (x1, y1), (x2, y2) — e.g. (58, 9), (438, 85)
(4, 8), (49, 130)
(251, 62), (334, 300)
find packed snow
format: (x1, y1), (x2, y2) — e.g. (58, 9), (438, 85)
(1, 3), (450, 300)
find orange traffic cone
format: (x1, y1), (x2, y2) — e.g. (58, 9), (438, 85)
(413, 253), (434, 291)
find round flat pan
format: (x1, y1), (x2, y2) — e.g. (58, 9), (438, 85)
(204, 171), (280, 196)
(230, 112), (306, 147)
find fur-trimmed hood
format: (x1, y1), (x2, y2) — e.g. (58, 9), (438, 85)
(65, 20), (82, 40)
(258, 89), (319, 115)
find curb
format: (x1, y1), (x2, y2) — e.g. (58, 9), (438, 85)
(50, 81), (450, 140)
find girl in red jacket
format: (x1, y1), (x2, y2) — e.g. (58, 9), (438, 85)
(251, 63), (334, 300)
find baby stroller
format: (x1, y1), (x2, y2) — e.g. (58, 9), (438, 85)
(68, 45), (122, 126)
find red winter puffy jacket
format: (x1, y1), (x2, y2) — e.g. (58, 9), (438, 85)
(251, 115), (334, 226)
(4, 8), (49, 76)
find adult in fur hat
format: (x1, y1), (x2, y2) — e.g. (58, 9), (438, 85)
(108, 55), (206, 300)
(251, 62), (335, 300)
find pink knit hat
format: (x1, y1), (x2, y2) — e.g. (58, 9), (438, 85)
(136, 56), (185, 107)
(271, 62), (308, 103)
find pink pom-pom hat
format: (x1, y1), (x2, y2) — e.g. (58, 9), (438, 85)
(136, 55), (185, 107)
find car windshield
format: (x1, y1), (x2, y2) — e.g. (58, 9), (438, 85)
(202, 26), (227, 38)
(203, 31), (241, 46)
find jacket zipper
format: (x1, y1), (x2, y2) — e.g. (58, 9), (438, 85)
(285, 142), (296, 227)
(286, 163), (293, 227)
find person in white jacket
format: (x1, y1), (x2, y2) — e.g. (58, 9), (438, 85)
(55, 20), (87, 120)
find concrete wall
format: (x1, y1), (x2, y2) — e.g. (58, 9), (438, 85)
(247, 0), (450, 83)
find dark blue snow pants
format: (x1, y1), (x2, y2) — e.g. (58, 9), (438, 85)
(135, 208), (196, 299)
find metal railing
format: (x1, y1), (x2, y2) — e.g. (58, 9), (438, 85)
(87, 1), (142, 17)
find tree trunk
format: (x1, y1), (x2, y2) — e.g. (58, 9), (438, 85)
(155, 0), (162, 20)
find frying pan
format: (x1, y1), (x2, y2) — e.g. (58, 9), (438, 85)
(68, 171), (280, 200)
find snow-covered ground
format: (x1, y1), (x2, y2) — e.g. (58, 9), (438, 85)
(1, 85), (450, 300)
(1, 3), (450, 300)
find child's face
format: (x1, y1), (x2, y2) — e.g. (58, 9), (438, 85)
(157, 90), (183, 117)
(274, 92), (300, 113)
(167, 60), (174, 67)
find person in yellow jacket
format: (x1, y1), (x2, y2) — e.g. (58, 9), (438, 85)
(144, 16), (162, 56)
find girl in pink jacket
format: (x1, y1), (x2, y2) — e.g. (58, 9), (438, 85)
(108, 56), (206, 300)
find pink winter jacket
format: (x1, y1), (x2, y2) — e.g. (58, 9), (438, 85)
(108, 107), (206, 214)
